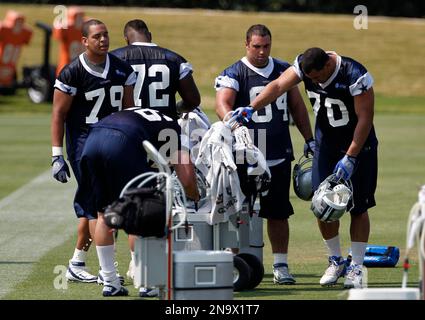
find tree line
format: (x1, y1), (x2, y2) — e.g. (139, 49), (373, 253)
(9, 0), (425, 18)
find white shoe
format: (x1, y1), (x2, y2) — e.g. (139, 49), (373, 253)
(320, 256), (346, 286)
(126, 260), (134, 280)
(273, 263), (296, 285)
(102, 277), (128, 297)
(66, 260), (98, 283)
(139, 287), (159, 298)
(344, 264), (363, 288)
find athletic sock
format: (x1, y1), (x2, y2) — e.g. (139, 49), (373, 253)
(273, 253), (288, 265)
(96, 245), (117, 282)
(130, 251), (135, 265)
(350, 241), (367, 265)
(71, 248), (87, 263)
(323, 235), (342, 257)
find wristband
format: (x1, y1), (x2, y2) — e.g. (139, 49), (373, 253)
(52, 146), (63, 157)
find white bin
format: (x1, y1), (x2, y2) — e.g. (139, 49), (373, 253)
(173, 250), (234, 300)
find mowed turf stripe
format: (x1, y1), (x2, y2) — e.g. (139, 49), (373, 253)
(0, 170), (77, 298)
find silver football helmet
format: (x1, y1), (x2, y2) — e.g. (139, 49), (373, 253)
(293, 155), (313, 201)
(311, 174), (353, 222)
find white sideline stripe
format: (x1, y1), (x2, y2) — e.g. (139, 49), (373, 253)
(0, 170), (77, 298)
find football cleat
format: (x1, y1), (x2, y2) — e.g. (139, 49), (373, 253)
(139, 287), (159, 298)
(102, 277), (128, 297)
(319, 256), (346, 286)
(344, 264), (363, 288)
(66, 261), (98, 283)
(273, 263), (296, 285)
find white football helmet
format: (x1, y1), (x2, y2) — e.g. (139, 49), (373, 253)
(311, 174), (353, 222)
(293, 155), (313, 201)
(172, 168), (209, 209)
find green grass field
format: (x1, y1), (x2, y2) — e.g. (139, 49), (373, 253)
(0, 4), (424, 300)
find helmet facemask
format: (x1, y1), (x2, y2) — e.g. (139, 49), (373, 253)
(293, 155), (313, 201)
(311, 174), (353, 222)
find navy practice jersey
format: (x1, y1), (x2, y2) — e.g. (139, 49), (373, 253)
(78, 108), (182, 217)
(215, 57), (293, 161)
(92, 107), (182, 157)
(111, 42), (193, 120)
(54, 53), (136, 161)
(293, 52), (378, 151)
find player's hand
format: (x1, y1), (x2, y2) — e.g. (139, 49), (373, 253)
(233, 106), (254, 125)
(52, 155), (71, 183)
(303, 138), (315, 157)
(334, 154), (356, 180)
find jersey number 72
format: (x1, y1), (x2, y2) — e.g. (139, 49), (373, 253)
(132, 64), (170, 108)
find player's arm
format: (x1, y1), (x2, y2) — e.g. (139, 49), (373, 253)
(346, 87), (375, 157)
(172, 150), (200, 201)
(287, 85), (313, 141)
(176, 74), (201, 113)
(50, 89), (73, 182)
(123, 69), (137, 109)
(251, 66), (302, 111)
(123, 85), (135, 109)
(215, 87), (237, 120)
(51, 89), (73, 148)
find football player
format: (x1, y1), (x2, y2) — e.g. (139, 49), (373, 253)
(235, 47), (378, 289)
(215, 24), (314, 285)
(51, 19), (136, 284)
(111, 19), (201, 297)
(77, 107), (200, 296)
(111, 19), (201, 120)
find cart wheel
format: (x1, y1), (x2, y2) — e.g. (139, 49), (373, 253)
(28, 77), (50, 103)
(26, 66), (55, 103)
(233, 255), (251, 292)
(237, 253), (264, 289)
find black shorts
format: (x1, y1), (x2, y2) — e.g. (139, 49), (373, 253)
(69, 158), (86, 219)
(68, 131), (91, 219)
(258, 160), (294, 220)
(312, 142), (378, 215)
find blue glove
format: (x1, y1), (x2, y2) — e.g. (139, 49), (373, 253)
(334, 154), (356, 180)
(52, 155), (70, 183)
(303, 138), (315, 157)
(233, 106), (254, 125)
